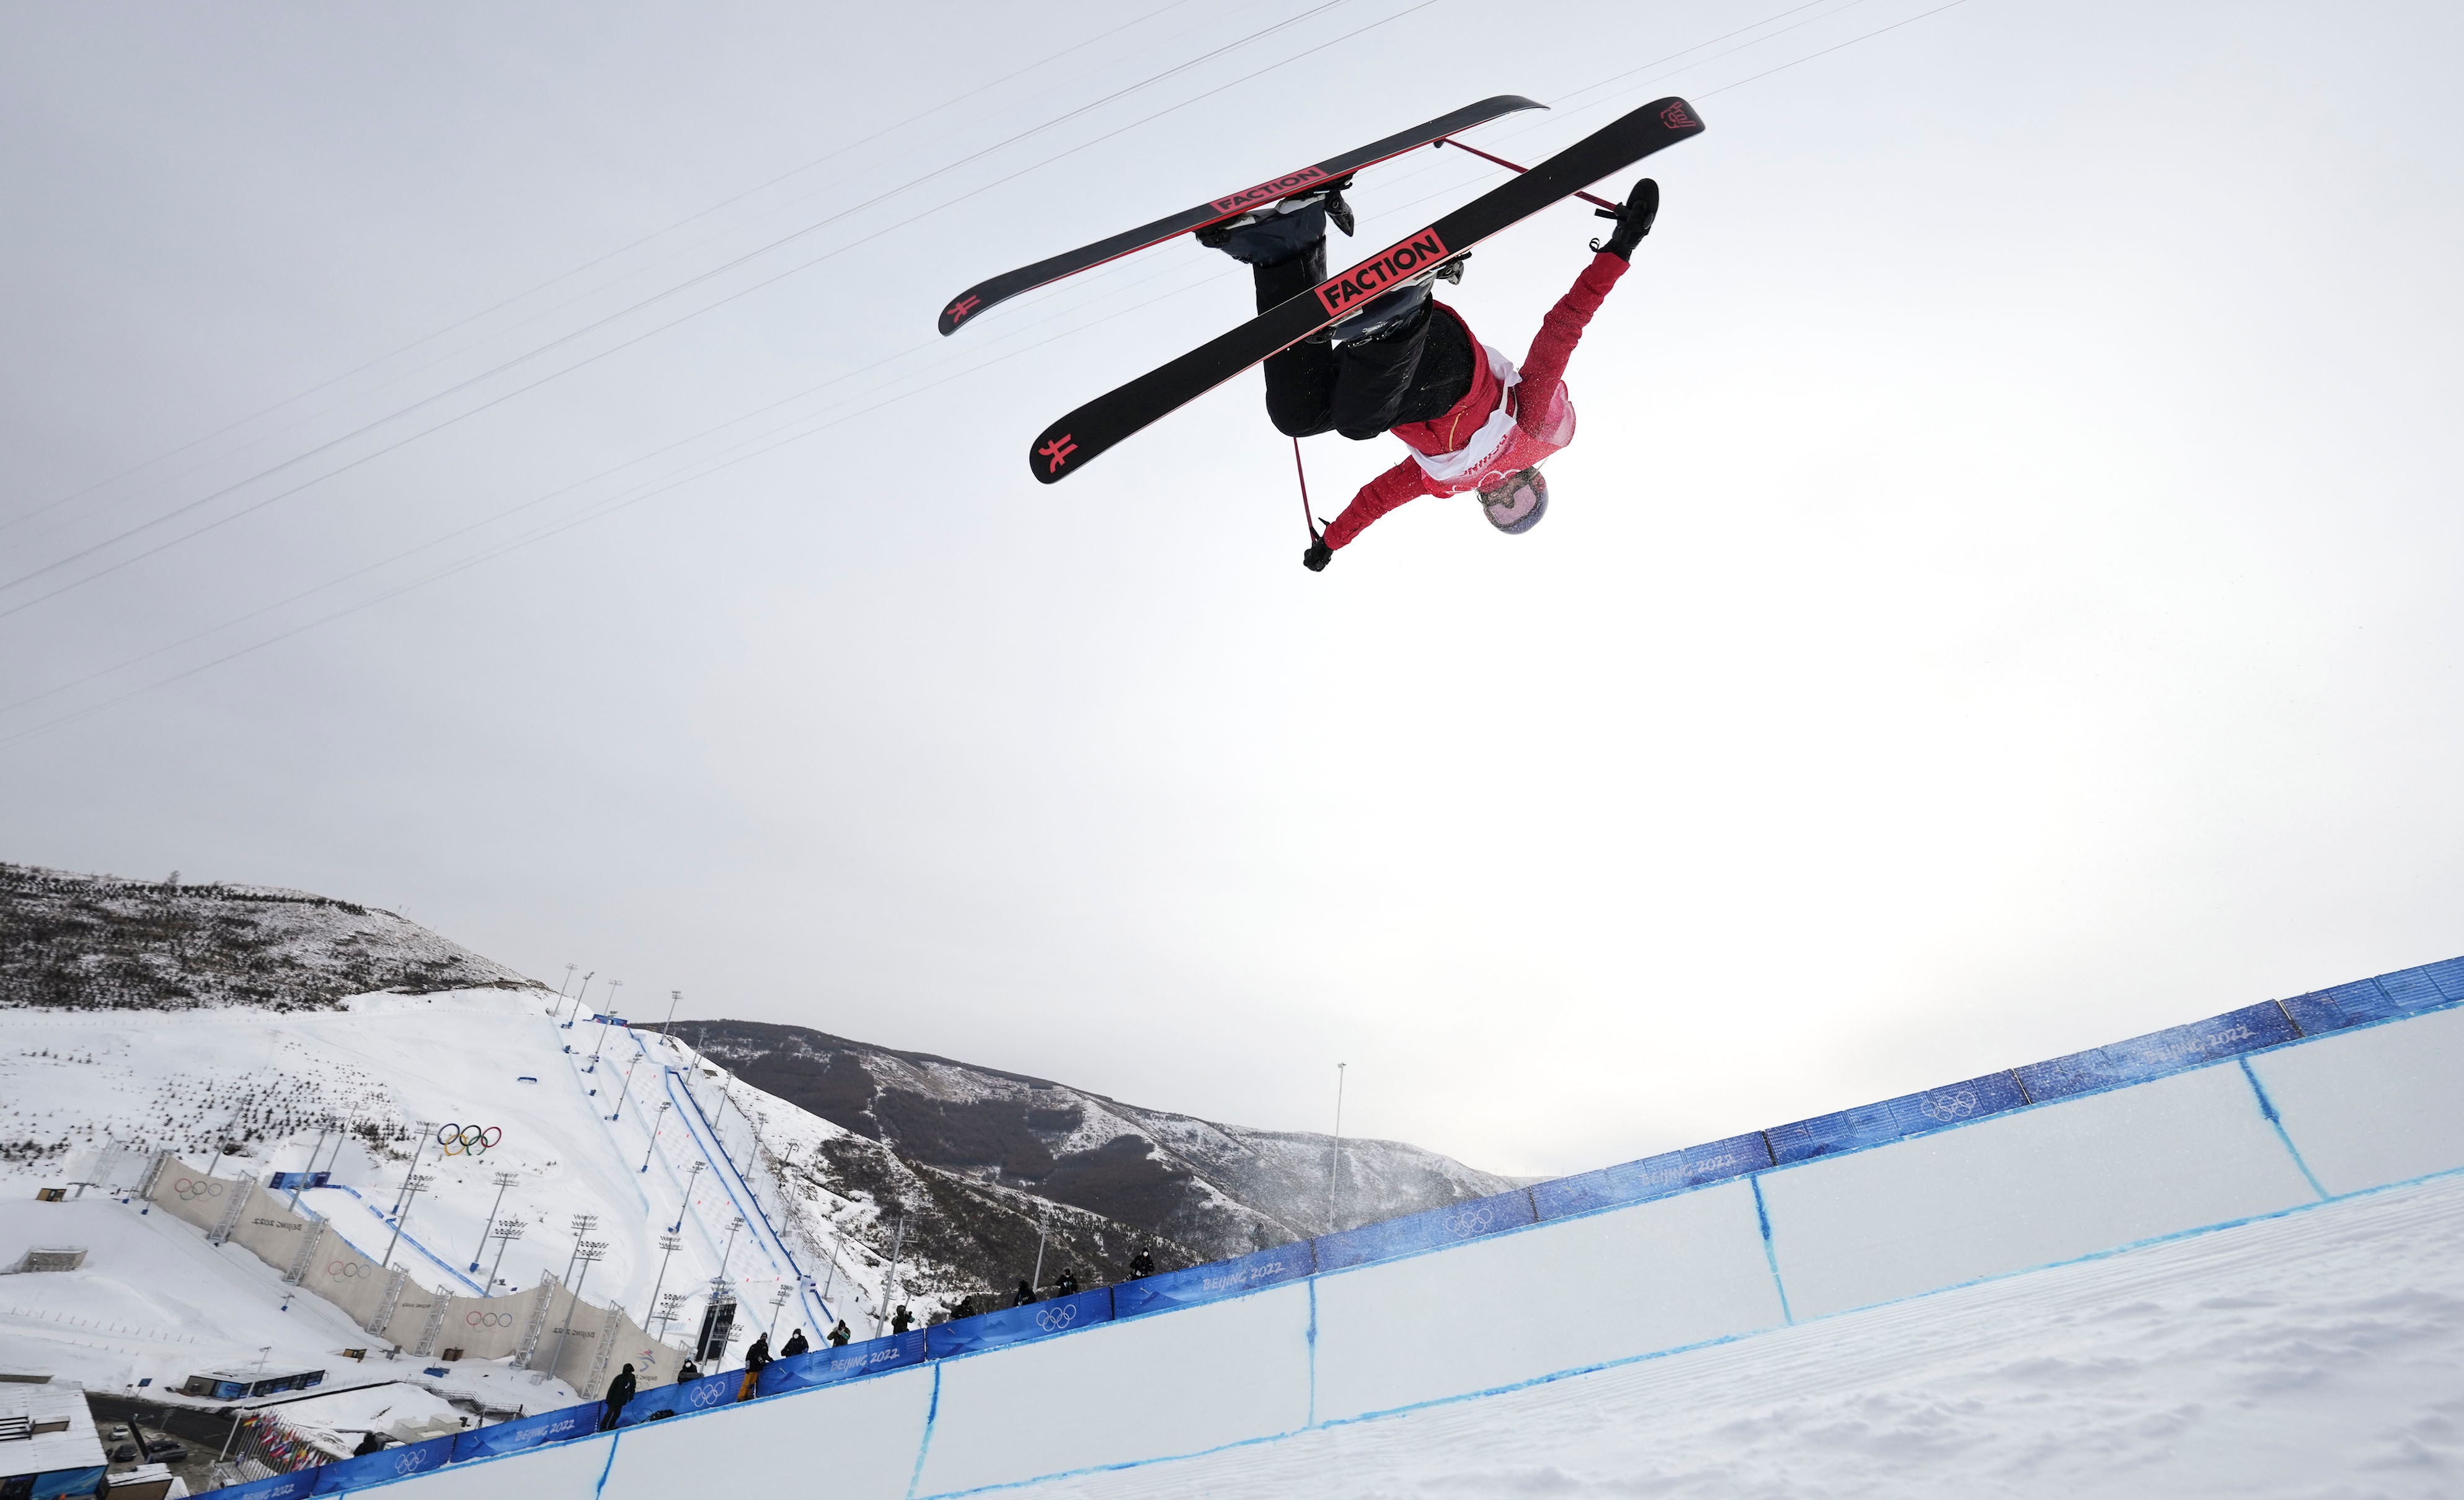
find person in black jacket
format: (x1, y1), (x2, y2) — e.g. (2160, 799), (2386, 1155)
(676, 1358), (701, 1383)
(1127, 1248), (1156, 1279)
(827, 1320), (853, 1347)
(350, 1432), (388, 1457)
(738, 1334), (771, 1401)
(599, 1364), (637, 1431)
(778, 1328), (809, 1359)
(1051, 1269), (1079, 1297)
(890, 1305), (914, 1335)
(1011, 1279), (1039, 1307)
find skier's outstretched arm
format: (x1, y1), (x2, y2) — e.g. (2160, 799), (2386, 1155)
(1515, 177), (1659, 410)
(1515, 252), (1628, 402)
(1320, 460), (1437, 554)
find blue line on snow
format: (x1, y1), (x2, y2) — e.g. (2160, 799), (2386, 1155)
(318, 1186), (485, 1295)
(2238, 1056), (2331, 1200)
(904, 1362), (943, 1500)
(1749, 1175), (1794, 1325)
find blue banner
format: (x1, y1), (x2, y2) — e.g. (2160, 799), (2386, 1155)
(759, 1330), (925, 1395)
(1532, 1133), (1775, 1222)
(613, 1370), (744, 1427)
(29, 1467), (105, 1500)
(1311, 1188), (1536, 1272)
(1112, 1242), (1313, 1319)
(925, 1287), (1113, 1358)
(450, 1404), (598, 1460)
(2016, 1001), (2298, 1103)
(2281, 956), (2464, 1035)
(1766, 1073), (2029, 1165)
(204, 1468), (319, 1500)
(309, 1436), (453, 1493)
(265, 1170), (331, 1191)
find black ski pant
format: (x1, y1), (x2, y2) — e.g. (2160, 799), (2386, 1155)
(1251, 254), (1472, 442)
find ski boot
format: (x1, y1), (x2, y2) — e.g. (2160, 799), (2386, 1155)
(1194, 176), (1355, 264)
(1328, 252), (1468, 345)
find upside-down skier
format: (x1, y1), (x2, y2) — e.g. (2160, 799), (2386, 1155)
(1199, 174), (1662, 570)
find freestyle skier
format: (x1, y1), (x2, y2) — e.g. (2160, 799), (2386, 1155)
(1200, 174), (1663, 570)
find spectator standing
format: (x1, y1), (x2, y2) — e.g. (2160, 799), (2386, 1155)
(1052, 1269), (1080, 1297)
(599, 1364), (637, 1432)
(778, 1328), (809, 1359)
(1127, 1249), (1156, 1280)
(828, 1320), (853, 1347)
(738, 1333), (771, 1401)
(677, 1359), (701, 1383)
(1012, 1279), (1039, 1307)
(890, 1305), (915, 1335)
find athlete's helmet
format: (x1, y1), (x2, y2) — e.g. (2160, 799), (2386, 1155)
(1479, 467), (1548, 534)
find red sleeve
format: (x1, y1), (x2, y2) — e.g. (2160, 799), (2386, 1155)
(1323, 456), (1437, 551)
(1515, 251), (1628, 420)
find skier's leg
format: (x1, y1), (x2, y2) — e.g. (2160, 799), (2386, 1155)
(1329, 300), (1433, 440)
(1201, 200), (1335, 437)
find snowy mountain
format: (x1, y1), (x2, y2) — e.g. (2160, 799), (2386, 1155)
(0, 863), (1512, 1367)
(677, 1020), (1518, 1264)
(0, 863), (533, 1011)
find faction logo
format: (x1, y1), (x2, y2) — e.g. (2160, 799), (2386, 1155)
(1659, 100), (1701, 130)
(944, 293), (983, 326)
(1212, 165), (1329, 217)
(1314, 229), (1451, 317)
(1037, 433), (1079, 473)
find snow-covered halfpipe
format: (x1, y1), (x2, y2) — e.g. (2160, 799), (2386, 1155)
(254, 958), (2464, 1499)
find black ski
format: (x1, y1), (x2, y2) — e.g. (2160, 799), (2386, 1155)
(937, 95), (1544, 337)
(1027, 97), (1704, 484)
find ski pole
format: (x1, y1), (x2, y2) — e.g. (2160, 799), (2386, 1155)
(1292, 437), (1319, 541)
(1436, 138), (1618, 213)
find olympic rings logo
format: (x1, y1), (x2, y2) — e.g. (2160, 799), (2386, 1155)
(437, 1124), (504, 1157)
(327, 1261), (371, 1279)
(171, 1178), (226, 1201)
(1033, 1304), (1079, 1333)
(466, 1311), (515, 1327)
(1444, 1204), (1501, 1238)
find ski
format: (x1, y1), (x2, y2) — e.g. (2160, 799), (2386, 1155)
(937, 94), (1544, 337)
(1027, 97), (1704, 484)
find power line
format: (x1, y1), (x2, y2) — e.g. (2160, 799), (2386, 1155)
(0, 256), (1233, 750)
(0, 251), (1221, 722)
(0, 0), (1382, 596)
(0, 0), (1219, 539)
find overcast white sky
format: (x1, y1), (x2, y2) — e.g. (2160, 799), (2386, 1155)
(4, 1), (2460, 1178)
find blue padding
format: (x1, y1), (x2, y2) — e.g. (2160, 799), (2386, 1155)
(2281, 957), (2464, 1035)
(309, 1435), (453, 1493)
(451, 1403), (597, 1460)
(1682, 1132), (1775, 1186)
(1112, 1243), (1314, 1318)
(926, 1288), (1113, 1358)
(1311, 1188), (1536, 1272)
(203, 1471), (318, 1500)
(29, 1466), (105, 1500)
(1531, 1149), (1686, 1220)
(759, 1330), (924, 1395)
(1766, 1073), (2028, 1165)
(614, 1370), (744, 1427)
(2015, 1001), (2298, 1103)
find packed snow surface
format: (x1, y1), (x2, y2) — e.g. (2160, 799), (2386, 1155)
(1008, 1171), (2464, 1499)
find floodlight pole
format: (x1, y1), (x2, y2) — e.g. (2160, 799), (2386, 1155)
(1327, 1063), (1347, 1235)
(639, 1102), (670, 1172)
(471, 1171), (520, 1271)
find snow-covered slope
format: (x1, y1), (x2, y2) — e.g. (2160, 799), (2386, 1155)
(685, 1019), (1517, 1264)
(0, 863), (533, 1011)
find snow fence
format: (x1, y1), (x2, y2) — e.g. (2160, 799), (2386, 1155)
(211, 952), (2464, 1500)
